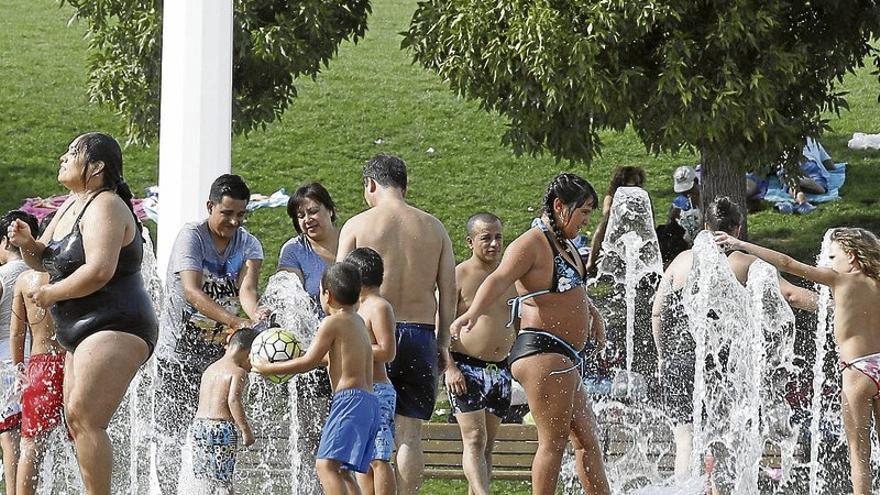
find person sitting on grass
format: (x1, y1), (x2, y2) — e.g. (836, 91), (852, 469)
(445, 212), (517, 495)
(253, 263), (379, 495)
(714, 227), (880, 495)
(669, 166), (702, 244)
(780, 137), (837, 214)
(190, 327), (258, 494)
(344, 248), (397, 495)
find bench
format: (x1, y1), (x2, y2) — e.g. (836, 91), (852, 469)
(422, 419), (796, 481)
(423, 423), (538, 480)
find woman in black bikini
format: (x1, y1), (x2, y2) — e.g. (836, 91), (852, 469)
(451, 173), (610, 495)
(7, 133), (157, 495)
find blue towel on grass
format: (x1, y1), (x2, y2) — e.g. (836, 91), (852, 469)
(763, 163), (847, 204)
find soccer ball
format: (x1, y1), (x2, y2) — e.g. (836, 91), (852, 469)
(250, 328), (303, 384)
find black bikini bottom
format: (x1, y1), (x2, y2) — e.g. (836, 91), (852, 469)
(508, 329), (585, 369)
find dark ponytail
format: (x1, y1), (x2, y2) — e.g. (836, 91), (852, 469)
(705, 196), (743, 235)
(542, 173), (597, 247)
(76, 132), (136, 219)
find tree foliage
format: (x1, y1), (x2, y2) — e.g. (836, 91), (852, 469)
(61, 0), (371, 144)
(403, 0), (880, 175)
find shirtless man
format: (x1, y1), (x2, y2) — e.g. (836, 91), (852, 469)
(337, 154), (456, 494)
(445, 213), (517, 495)
(11, 270), (65, 495)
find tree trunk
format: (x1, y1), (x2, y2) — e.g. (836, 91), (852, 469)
(700, 148), (748, 238)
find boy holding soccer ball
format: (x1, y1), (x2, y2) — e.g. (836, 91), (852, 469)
(253, 262), (380, 495)
(190, 327), (259, 494)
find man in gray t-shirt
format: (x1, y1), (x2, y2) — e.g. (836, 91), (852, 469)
(157, 220), (264, 370)
(153, 175), (267, 494)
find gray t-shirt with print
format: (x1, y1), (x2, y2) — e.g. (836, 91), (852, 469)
(156, 221), (263, 371)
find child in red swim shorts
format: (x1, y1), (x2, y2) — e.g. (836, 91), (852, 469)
(10, 270), (66, 495)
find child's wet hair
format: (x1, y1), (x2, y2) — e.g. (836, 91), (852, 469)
(0, 210), (39, 251)
(229, 327), (259, 351)
(343, 248), (384, 288)
(705, 197), (744, 235)
(830, 227), (880, 280)
(321, 262), (362, 305)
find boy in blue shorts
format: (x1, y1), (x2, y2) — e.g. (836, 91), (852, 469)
(253, 262), (379, 494)
(344, 248), (398, 495)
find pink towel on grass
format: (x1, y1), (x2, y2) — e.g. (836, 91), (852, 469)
(18, 195), (150, 223)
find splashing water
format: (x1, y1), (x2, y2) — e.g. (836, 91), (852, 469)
(746, 259), (799, 491)
(804, 230), (849, 493)
(568, 231), (805, 495)
(259, 271), (320, 347)
(27, 233), (322, 493)
(594, 186), (662, 390)
(685, 232), (760, 492)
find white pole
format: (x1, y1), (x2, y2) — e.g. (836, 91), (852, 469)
(156, 0), (233, 279)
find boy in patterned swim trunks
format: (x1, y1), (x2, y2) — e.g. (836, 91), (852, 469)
(253, 263), (379, 495)
(190, 328), (258, 493)
(344, 248), (398, 495)
(11, 270), (65, 495)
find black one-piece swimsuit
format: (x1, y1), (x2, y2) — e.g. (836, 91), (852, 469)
(41, 191), (158, 354)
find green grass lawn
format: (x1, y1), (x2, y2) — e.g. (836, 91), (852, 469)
(3, 1), (880, 493)
(5, 0), (880, 284)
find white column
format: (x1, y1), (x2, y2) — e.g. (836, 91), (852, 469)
(157, 0), (233, 279)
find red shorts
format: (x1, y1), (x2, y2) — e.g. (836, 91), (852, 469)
(0, 412), (21, 432)
(21, 353), (65, 439)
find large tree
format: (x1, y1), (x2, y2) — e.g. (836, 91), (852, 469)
(61, 0), (371, 144)
(403, 0), (880, 211)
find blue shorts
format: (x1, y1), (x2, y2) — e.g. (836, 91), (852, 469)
(317, 388), (380, 473)
(387, 322), (438, 420)
(373, 383), (396, 461)
(190, 418), (238, 486)
(447, 352), (512, 418)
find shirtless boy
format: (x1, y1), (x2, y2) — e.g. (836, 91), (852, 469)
(344, 248), (397, 495)
(446, 213), (517, 495)
(10, 270), (65, 495)
(190, 328), (258, 494)
(337, 154), (456, 494)
(253, 262), (379, 495)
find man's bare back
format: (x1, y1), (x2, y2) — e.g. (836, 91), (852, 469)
(340, 202), (451, 324)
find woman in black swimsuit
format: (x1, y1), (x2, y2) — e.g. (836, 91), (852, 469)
(451, 174), (610, 495)
(8, 133), (157, 495)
